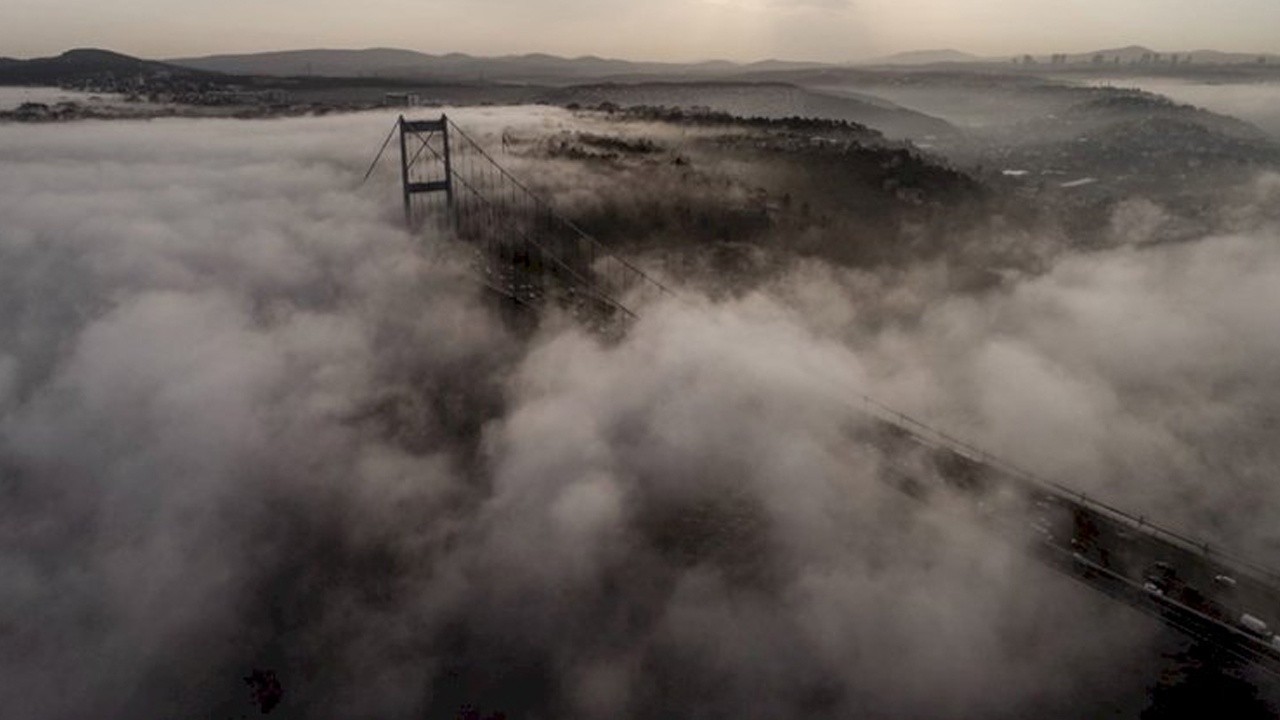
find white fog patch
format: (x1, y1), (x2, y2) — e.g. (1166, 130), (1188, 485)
(0, 113), (517, 719)
(471, 297), (1150, 718)
(776, 175), (1280, 556)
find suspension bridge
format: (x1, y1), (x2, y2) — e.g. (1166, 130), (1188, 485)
(367, 113), (670, 332)
(375, 113), (1280, 678)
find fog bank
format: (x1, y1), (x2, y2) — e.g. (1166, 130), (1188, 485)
(2, 111), (1277, 718)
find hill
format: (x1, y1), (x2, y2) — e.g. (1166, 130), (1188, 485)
(167, 48), (830, 83)
(865, 49), (987, 66)
(0, 48), (217, 85)
(539, 82), (957, 140)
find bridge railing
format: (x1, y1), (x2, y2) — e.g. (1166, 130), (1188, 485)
(852, 392), (1280, 586)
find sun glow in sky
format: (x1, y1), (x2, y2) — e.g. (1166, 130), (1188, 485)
(3, 0), (1279, 61)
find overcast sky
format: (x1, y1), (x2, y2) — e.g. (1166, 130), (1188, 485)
(4, 0), (1279, 62)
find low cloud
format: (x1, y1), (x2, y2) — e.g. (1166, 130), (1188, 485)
(1, 110), (1276, 718)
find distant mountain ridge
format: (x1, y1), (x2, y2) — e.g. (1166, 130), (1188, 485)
(0, 48), (216, 85)
(5, 46), (1278, 90)
(166, 48), (830, 83)
(867, 49), (987, 65)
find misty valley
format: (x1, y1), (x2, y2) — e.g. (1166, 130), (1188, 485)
(3, 46), (1280, 720)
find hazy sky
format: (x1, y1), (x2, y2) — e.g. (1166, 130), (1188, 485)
(3, 0), (1280, 61)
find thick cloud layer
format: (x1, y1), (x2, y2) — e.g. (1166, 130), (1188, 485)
(1, 110), (1277, 718)
(767, 173), (1280, 557)
(0, 112), (518, 718)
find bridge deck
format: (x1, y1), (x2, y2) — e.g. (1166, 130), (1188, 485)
(864, 417), (1280, 676)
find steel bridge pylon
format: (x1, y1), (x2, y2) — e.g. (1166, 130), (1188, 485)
(397, 115), (453, 229)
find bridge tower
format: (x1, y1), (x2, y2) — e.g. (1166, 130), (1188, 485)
(390, 112), (671, 326)
(397, 114), (453, 228)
